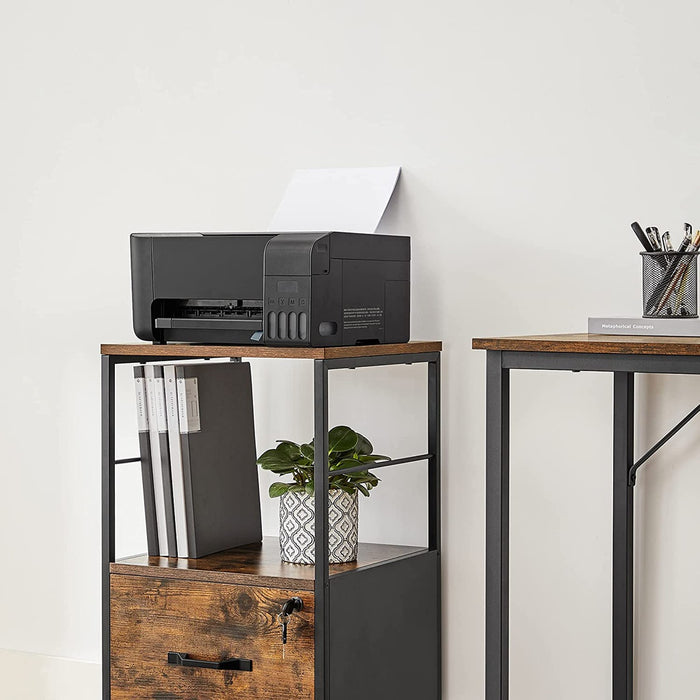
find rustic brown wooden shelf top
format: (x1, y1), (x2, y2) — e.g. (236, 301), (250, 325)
(101, 340), (441, 360)
(472, 333), (700, 356)
(111, 537), (427, 590)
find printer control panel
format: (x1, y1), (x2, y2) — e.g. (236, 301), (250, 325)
(264, 276), (311, 343)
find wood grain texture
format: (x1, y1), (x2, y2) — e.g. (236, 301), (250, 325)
(111, 574), (314, 700)
(111, 537), (427, 590)
(100, 340), (441, 359)
(472, 333), (700, 356)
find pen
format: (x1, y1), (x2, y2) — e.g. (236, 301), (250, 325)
(631, 221), (655, 252)
(661, 231), (672, 251)
(646, 227), (662, 251)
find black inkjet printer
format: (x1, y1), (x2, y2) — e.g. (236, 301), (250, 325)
(130, 232), (410, 346)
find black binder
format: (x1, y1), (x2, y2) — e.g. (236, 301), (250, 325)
(175, 361), (262, 558)
(133, 366), (158, 556)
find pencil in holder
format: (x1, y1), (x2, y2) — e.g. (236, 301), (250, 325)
(641, 251), (699, 318)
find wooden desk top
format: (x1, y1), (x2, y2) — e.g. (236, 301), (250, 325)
(101, 340), (441, 360)
(472, 333), (700, 356)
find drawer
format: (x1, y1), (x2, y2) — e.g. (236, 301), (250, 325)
(110, 574), (314, 699)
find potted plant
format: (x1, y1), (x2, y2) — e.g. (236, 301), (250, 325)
(257, 425), (386, 564)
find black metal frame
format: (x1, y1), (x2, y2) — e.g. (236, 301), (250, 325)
(484, 349), (700, 700)
(102, 349), (441, 700)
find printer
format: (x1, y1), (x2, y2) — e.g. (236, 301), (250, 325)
(131, 231), (410, 347)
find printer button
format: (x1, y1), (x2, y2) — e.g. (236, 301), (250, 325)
(289, 312), (298, 340)
(289, 298), (296, 306)
(278, 297), (286, 306)
(267, 311), (277, 340)
(319, 321), (338, 337)
(278, 311), (288, 339)
(299, 312), (308, 340)
(299, 298), (307, 307)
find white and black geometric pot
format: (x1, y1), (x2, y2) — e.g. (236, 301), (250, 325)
(279, 489), (359, 564)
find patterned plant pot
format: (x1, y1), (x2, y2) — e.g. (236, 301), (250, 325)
(279, 489), (359, 564)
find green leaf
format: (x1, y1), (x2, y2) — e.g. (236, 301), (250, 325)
(256, 448), (282, 465)
(269, 482), (290, 498)
(357, 483), (370, 497)
(300, 443), (314, 461)
(276, 441), (302, 461)
(355, 432), (373, 456)
(328, 426), (358, 454)
(258, 446), (298, 471)
(304, 481), (315, 496)
(258, 459), (296, 473)
(332, 458), (363, 471)
(264, 466), (296, 475)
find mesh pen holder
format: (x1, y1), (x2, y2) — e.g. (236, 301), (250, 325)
(642, 251), (699, 318)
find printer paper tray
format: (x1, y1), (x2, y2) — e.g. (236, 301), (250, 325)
(155, 318), (263, 332)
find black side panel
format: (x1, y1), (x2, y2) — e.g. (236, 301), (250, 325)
(131, 235), (155, 341)
(384, 278), (410, 343)
(329, 551), (440, 700)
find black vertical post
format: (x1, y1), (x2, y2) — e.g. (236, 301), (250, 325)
(613, 372), (634, 700)
(428, 355), (441, 552)
(485, 351), (510, 700)
(101, 355), (115, 700)
(428, 354), (442, 699)
(314, 359), (330, 700)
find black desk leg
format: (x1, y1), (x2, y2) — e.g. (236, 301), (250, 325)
(486, 351), (510, 700)
(101, 356), (115, 700)
(613, 372), (634, 700)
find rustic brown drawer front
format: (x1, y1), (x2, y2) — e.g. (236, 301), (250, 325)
(110, 574), (314, 699)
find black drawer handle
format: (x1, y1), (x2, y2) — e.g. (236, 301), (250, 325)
(167, 651), (253, 672)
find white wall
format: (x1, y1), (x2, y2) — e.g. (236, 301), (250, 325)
(3, 1), (700, 698)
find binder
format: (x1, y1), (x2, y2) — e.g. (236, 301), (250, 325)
(133, 366), (158, 556)
(144, 364), (177, 557)
(175, 361), (262, 558)
(163, 364), (189, 558)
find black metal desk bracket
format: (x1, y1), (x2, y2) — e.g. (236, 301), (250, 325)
(628, 401), (700, 485)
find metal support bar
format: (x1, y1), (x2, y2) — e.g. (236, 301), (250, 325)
(613, 372), (635, 700)
(485, 351), (509, 700)
(115, 457), (141, 465)
(628, 401), (700, 485)
(428, 355), (441, 554)
(314, 359), (330, 700)
(101, 355), (116, 700)
(331, 453), (432, 476)
(502, 350), (700, 375)
(325, 351), (439, 370)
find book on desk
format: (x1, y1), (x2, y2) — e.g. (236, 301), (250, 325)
(588, 316), (700, 336)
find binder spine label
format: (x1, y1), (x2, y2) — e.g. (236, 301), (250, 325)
(177, 377), (201, 433)
(134, 378), (148, 432)
(154, 378), (168, 433)
(165, 375), (178, 422)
